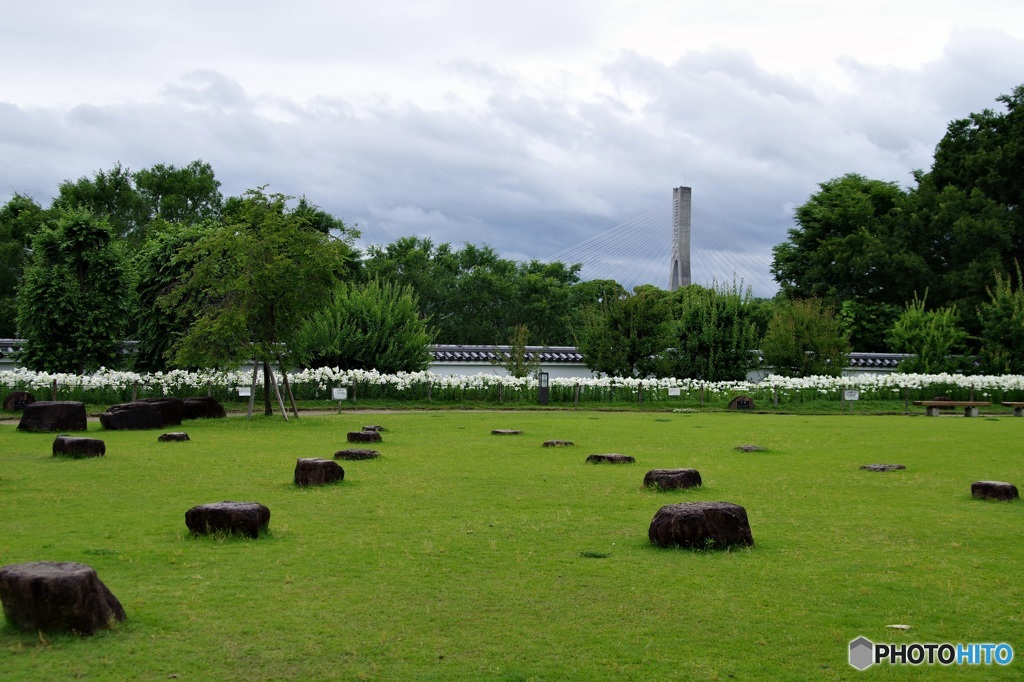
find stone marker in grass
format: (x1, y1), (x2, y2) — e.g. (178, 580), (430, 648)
(543, 440), (574, 447)
(294, 458), (345, 486)
(734, 445), (766, 453)
(361, 425), (385, 432)
(347, 430), (382, 443)
(971, 481), (1019, 501)
(17, 401), (88, 432)
(492, 429), (522, 435)
(185, 501), (271, 538)
(334, 448), (381, 460)
(52, 435), (106, 458)
(644, 468), (702, 490)
(182, 397), (226, 419)
(649, 501), (754, 549)
(158, 432), (190, 442)
(860, 464), (906, 472)
(3, 391), (35, 411)
(586, 453), (635, 464)
(0, 561), (126, 635)
(100, 402), (165, 430)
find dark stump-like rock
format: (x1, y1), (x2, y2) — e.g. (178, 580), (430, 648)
(644, 468), (702, 490)
(347, 431), (382, 443)
(361, 425), (385, 432)
(158, 432), (190, 442)
(185, 501), (271, 538)
(860, 464), (906, 472)
(734, 445), (767, 453)
(491, 429), (522, 435)
(100, 402), (164, 430)
(649, 501), (754, 549)
(543, 440), (575, 447)
(586, 453), (635, 464)
(141, 397), (184, 426)
(17, 401), (88, 433)
(182, 397), (226, 419)
(0, 561), (126, 635)
(52, 436), (106, 458)
(334, 448), (381, 460)
(3, 391), (36, 412)
(294, 458), (345, 486)
(971, 481), (1019, 501)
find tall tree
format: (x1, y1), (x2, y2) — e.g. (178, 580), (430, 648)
(133, 160), (223, 225)
(885, 294), (969, 374)
(53, 162), (149, 244)
(977, 261), (1024, 374)
(574, 285), (671, 377)
(296, 279), (435, 374)
(16, 207), (130, 373)
(163, 189), (358, 374)
(760, 299), (849, 377)
(658, 282), (759, 381)
(0, 194), (47, 337)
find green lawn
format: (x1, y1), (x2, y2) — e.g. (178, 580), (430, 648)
(1, 411), (1022, 680)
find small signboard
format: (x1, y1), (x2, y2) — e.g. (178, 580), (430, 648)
(844, 390), (860, 401)
(332, 387), (348, 401)
(237, 386), (252, 397)
(667, 387), (681, 397)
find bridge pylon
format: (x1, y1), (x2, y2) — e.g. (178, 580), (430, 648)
(668, 186), (691, 291)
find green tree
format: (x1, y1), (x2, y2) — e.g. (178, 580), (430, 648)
(133, 160), (223, 225)
(491, 324), (543, 378)
(16, 207), (130, 372)
(163, 189), (357, 412)
(0, 194), (47, 337)
(53, 162), (149, 244)
(659, 282), (759, 381)
(574, 285), (671, 377)
(977, 262), (1024, 374)
(297, 280), (435, 374)
(771, 174), (922, 308)
(761, 299), (849, 377)
(131, 222), (215, 371)
(885, 294), (968, 374)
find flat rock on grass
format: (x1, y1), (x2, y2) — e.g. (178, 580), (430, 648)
(860, 464), (906, 472)
(185, 501), (271, 538)
(347, 431), (382, 443)
(644, 468), (702, 490)
(52, 435), (106, 458)
(0, 561), (126, 635)
(294, 458), (345, 486)
(971, 480), (1019, 501)
(734, 445), (767, 453)
(361, 425), (385, 432)
(182, 397), (226, 419)
(17, 401), (88, 433)
(334, 448), (381, 460)
(158, 432), (190, 442)
(586, 454), (635, 464)
(649, 501), (754, 549)
(492, 429), (522, 435)
(543, 440), (575, 447)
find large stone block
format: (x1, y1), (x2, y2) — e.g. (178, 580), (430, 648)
(100, 402), (164, 430)
(53, 436), (106, 458)
(644, 468), (702, 490)
(294, 458), (345, 486)
(17, 401), (88, 432)
(971, 481), (1019, 501)
(649, 501), (754, 549)
(0, 561), (125, 635)
(185, 501), (271, 538)
(141, 397), (184, 426)
(182, 397), (226, 419)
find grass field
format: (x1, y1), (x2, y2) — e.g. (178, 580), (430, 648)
(1, 411), (1022, 680)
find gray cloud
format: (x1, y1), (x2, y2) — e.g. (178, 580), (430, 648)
(2, 28), (1023, 297)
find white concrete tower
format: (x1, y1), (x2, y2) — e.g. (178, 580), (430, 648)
(669, 186), (692, 291)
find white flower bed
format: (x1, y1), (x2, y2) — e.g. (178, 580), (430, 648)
(3, 367), (1022, 404)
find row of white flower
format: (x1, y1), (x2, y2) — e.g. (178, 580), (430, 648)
(3, 366), (1024, 398)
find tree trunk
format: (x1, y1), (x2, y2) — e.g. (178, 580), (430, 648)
(263, 362), (272, 416)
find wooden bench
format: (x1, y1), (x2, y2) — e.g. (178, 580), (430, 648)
(913, 400), (991, 417)
(1001, 402), (1024, 417)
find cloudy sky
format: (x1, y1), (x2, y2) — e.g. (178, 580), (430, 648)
(3, 1), (1024, 295)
